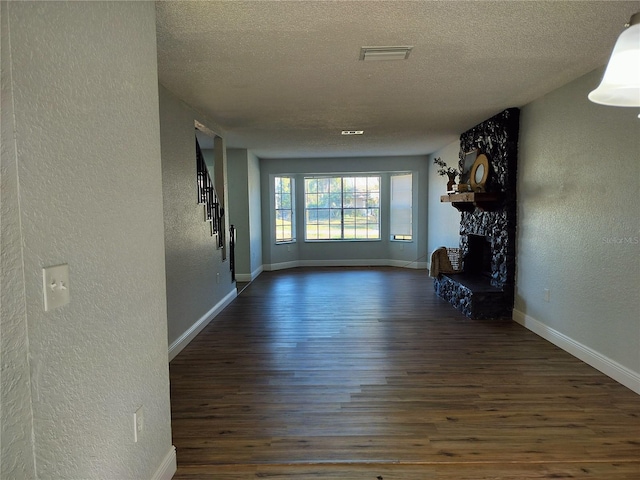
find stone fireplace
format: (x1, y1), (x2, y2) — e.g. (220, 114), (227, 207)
(434, 108), (519, 319)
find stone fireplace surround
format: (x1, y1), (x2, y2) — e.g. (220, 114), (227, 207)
(434, 108), (519, 319)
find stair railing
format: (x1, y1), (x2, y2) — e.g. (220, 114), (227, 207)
(229, 225), (236, 282)
(196, 138), (224, 249)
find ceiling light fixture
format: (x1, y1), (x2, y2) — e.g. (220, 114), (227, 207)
(359, 46), (413, 61)
(588, 12), (640, 114)
(341, 130), (364, 135)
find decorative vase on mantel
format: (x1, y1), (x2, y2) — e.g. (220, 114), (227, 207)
(446, 172), (456, 192)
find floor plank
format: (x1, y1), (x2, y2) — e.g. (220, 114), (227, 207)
(170, 267), (640, 479)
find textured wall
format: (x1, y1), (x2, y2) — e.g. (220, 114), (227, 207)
(517, 68), (640, 375)
(427, 142), (462, 257)
(227, 149), (252, 277)
(159, 85), (235, 346)
(248, 151), (264, 275)
(1, 1), (37, 476)
(227, 148), (263, 280)
(1, 2), (173, 478)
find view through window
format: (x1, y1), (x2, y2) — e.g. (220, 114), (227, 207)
(304, 176), (380, 241)
(275, 176), (294, 243)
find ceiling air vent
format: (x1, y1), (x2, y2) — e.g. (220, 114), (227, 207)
(341, 130), (364, 135)
(359, 46), (413, 61)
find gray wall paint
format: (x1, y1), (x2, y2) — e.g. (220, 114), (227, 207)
(159, 85), (235, 347)
(248, 151), (264, 275)
(427, 142), (462, 259)
(260, 156), (428, 268)
(214, 135), (230, 262)
(201, 148), (215, 175)
(227, 148), (263, 280)
(1, 1), (36, 476)
(516, 68), (640, 377)
(228, 149), (252, 276)
(1, 2), (173, 478)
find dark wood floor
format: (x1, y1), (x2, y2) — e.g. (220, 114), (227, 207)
(169, 267), (640, 479)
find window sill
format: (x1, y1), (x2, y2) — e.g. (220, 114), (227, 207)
(304, 239), (382, 243)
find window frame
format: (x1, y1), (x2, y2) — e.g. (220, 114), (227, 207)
(389, 172), (413, 242)
(274, 176), (295, 244)
(303, 175), (381, 242)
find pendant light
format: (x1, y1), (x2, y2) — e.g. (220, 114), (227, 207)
(588, 12), (640, 111)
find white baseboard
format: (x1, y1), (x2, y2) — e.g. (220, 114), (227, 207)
(252, 264), (264, 279)
(513, 309), (640, 395)
(387, 259), (429, 269)
(264, 260), (300, 271)
(151, 445), (176, 480)
(264, 259), (428, 271)
(168, 289), (237, 361)
(299, 259), (390, 268)
(235, 264), (263, 282)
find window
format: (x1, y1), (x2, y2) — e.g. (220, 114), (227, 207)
(304, 176), (380, 241)
(274, 176), (294, 243)
(390, 173), (412, 241)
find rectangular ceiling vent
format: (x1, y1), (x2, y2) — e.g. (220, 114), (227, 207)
(341, 130), (364, 135)
(359, 46), (413, 61)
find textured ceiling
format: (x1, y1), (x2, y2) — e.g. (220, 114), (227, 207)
(156, 1), (640, 158)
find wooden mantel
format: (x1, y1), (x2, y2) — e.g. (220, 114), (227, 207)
(440, 192), (502, 212)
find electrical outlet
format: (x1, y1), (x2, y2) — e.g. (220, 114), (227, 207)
(42, 264), (70, 311)
(544, 288), (550, 302)
(134, 406), (144, 442)
(216, 272), (220, 284)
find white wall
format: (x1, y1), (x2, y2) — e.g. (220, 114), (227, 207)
(515, 68), (640, 393)
(1, 2), (174, 478)
(158, 85), (236, 358)
(427, 142), (462, 260)
(260, 156), (428, 269)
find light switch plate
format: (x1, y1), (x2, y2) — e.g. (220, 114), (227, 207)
(43, 264), (70, 311)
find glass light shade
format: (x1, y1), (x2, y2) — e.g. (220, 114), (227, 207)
(588, 14), (640, 107)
